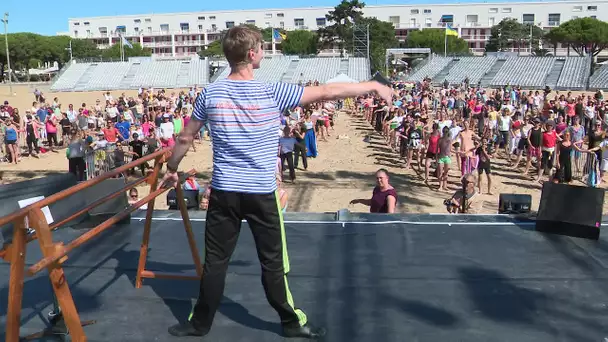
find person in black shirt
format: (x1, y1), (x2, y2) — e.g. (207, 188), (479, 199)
(59, 113), (71, 145)
(129, 133), (146, 175)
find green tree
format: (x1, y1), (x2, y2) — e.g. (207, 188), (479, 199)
(70, 39), (102, 59)
(101, 42), (152, 59)
(546, 18), (608, 56)
(318, 0), (365, 56)
(485, 18), (543, 53)
(281, 30), (319, 55)
(405, 29), (470, 56)
(198, 40), (224, 58)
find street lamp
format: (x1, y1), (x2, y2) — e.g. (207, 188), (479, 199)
(1, 13), (11, 95)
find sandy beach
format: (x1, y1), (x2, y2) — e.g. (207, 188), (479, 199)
(2, 84), (607, 214)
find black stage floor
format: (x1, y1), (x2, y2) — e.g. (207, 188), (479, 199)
(2, 212), (608, 341)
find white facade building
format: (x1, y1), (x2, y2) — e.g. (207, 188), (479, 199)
(66, 0), (608, 57)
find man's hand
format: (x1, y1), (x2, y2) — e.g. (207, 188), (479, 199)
(160, 170), (179, 189)
(376, 84), (395, 104)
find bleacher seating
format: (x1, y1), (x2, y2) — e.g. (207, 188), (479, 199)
(444, 57), (497, 85)
(589, 64), (608, 90)
(490, 57), (555, 88)
(214, 56), (371, 84)
(50, 63), (91, 92)
(51, 58), (209, 91)
(556, 57), (591, 90)
(406, 57), (453, 82)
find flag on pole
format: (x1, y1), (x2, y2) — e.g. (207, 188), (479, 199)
(272, 29), (287, 42)
(445, 25), (458, 37)
(122, 36), (133, 49)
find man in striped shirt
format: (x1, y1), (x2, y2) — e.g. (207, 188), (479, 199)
(163, 26), (393, 339)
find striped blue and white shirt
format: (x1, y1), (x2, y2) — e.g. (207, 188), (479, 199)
(192, 79), (304, 193)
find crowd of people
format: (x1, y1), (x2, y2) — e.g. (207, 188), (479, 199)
(2, 77), (607, 214)
(353, 78), (607, 212)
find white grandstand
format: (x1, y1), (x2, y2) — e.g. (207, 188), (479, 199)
(50, 58), (210, 92)
(50, 56), (371, 91)
(406, 56), (593, 90)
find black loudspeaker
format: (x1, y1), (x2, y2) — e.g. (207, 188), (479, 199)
(167, 189), (199, 210)
(499, 194), (532, 214)
(536, 182), (604, 240)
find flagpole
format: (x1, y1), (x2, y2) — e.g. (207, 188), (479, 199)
(444, 28), (448, 57)
(272, 29), (276, 55)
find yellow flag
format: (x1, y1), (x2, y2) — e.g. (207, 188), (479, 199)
(446, 26), (458, 37)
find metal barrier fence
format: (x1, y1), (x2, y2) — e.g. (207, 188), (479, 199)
(84, 144), (132, 180)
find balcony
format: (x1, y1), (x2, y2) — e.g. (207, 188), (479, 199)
(460, 35), (491, 41)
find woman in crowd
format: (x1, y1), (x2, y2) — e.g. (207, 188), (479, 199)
(3, 119), (19, 164)
(303, 112), (318, 158)
(350, 169), (398, 213)
(66, 129), (87, 181)
(25, 114), (43, 158)
(424, 122), (440, 184)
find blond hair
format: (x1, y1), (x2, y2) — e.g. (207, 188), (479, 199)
(222, 26), (263, 67)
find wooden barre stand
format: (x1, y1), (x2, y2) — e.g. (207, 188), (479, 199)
(0, 148), (203, 342)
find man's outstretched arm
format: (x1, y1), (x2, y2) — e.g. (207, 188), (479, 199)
(300, 81), (394, 106)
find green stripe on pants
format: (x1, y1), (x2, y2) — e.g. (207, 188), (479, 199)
(276, 190), (308, 327)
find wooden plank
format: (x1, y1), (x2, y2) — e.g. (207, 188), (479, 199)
(139, 270), (199, 280)
(175, 185), (203, 277)
(5, 218), (27, 342)
(136, 156), (164, 288)
(29, 208), (86, 341)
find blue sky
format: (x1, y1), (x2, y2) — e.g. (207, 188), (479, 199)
(5, 0), (538, 35)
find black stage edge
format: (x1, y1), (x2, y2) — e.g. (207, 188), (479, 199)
(2, 211), (608, 342)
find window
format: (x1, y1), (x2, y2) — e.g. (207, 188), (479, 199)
(198, 16), (205, 20)
(548, 13), (560, 26)
(572, 16), (579, 19)
(134, 27), (139, 32)
(211, 24), (217, 30)
(522, 13), (535, 24)
(423, 9), (431, 14)
(294, 18), (304, 27)
(84, 22), (90, 26)
(466, 14), (478, 24)
(74, 30), (78, 36)
(180, 23), (189, 30)
(265, 22), (271, 27)
(134, 19), (141, 23)
(591, 15), (597, 19)
(209, 16), (216, 20)
(279, 21), (285, 29)
(573, 6), (582, 11)
(425, 18), (432, 27)
(74, 22), (80, 26)
(147, 27), (152, 32)
(277, 13), (285, 17)
(198, 25), (203, 30)
(411, 9), (419, 14)
(588, 5), (597, 11)
(226, 21), (235, 28)
(245, 19), (255, 25)
(316, 18), (326, 26)
(160, 24), (169, 32)
(489, 8), (498, 13)
(488, 17), (495, 26)
(86, 29), (91, 36)
(265, 13), (272, 18)
(145, 18), (151, 22)
(389, 16), (400, 24)
(502, 8), (512, 13)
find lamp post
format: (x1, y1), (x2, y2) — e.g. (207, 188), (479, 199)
(1, 12), (11, 95)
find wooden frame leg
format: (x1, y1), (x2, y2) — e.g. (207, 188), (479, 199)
(6, 218), (27, 342)
(29, 209), (86, 341)
(175, 186), (203, 277)
(136, 156), (163, 288)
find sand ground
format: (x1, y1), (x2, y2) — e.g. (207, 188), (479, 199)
(1, 84), (607, 214)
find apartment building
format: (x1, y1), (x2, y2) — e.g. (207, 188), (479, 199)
(65, 0), (608, 57)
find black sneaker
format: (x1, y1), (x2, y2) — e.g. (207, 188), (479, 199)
(168, 321), (207, 337)
(283, 323), (326, 339)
